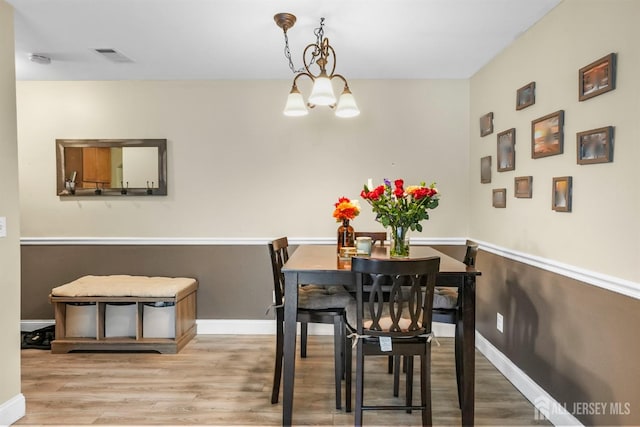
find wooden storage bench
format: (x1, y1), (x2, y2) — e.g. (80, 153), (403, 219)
(49, 275), (198, 354)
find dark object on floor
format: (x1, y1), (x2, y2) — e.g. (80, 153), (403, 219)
(21, 325), (55, 350)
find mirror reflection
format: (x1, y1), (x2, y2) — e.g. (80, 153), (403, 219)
(56, 139), (167, 196)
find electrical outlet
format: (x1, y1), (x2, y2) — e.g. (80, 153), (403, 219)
(497, 312), (504, 333)
(0, 217), (6, 238)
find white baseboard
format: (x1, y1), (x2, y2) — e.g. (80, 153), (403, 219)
(20, 319), (455, 338)
(196, 319), (275, 335)
(475, 332), (582, 426)
(0, 394), (25, 427)
(194, 319), (455, 337)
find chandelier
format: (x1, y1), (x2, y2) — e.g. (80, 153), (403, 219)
(274, 13), (360, 118)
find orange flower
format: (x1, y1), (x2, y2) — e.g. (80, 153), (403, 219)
(332, 197), (361, 221)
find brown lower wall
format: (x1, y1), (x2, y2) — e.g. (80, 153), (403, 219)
(21, 244), (275, 319)
(21, 243), (639, 425)
(476, 250), (640, 426)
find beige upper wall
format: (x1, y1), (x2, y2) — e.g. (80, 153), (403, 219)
(16, 79), (470, 239)
(469, 0), (640, 283)
(0, 0), (22, 408)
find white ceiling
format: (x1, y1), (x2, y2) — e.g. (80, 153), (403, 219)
(8, 0), (562, 81)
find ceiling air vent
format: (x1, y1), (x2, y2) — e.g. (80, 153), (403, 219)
(93, 48), (133, 63)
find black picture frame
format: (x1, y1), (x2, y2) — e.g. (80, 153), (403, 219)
(514, 176), (532, 198)
(480, 156), (492, 183)
(577, 126), (614, 165)
(480, 112), (494, 137)
(497, 128), (516, 172)
(492, 188), (506, 208)
(531, 110), (564, 159)
(552, 176), (572, 212)
(579, 53), (616, 102)
(516, 82), (535, 110)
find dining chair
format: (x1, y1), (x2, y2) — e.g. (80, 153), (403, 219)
(353, 231), (393, 374)
(347, 256), (441, 426)
(431, 240), (478, 408)
(390, 241), (479, 409)
(268, 237), (353, 410)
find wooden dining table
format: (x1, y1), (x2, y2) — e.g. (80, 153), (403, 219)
(281, 244), (481, 426)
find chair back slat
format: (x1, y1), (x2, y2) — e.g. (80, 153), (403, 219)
(352, 257), (440, 338)
(268, 237), (289, 306)
(463, 240), (479, 267)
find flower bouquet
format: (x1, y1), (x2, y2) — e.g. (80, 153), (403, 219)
(361, 179), (439, 257)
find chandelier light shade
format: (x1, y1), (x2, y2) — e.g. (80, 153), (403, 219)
(335, 87), (360, 118)
(275, 13), (360, 118)
(308, 73), (336, 106)
(283, 85), (309, 116)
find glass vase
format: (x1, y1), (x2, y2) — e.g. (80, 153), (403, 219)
(337, 219), (355, 253)
(390, 225), (410, 258)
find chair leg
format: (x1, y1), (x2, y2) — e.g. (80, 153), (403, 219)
(388, 355), (393, 373)
(345, 329), (352, 412)
(393, 355), (401, 397)
(333, 317), (343, 410)
(406, 356), (414, 414)
(454, 315), (464, 409)
(271, 313), (284, 404)
(301, 322), (308, 358)
(421, 348), (432, 426)
(355, 341), (364, 427)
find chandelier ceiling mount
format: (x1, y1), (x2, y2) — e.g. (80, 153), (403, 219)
(274, 13), (297, 33)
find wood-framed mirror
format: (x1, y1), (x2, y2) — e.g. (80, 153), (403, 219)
(56, 139), (167, 196)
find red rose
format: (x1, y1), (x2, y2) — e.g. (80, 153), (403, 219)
(364, 186), (380, 200)
(394, 179), (404, 189)
(394, 187), (404, 197)
(413, 188), (429, 200)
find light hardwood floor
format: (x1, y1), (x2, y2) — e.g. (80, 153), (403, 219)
(18, 335), (550, 426)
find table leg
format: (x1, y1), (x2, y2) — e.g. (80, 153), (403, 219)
(283, 271), (298, 426)
(461, 275), (476, 426)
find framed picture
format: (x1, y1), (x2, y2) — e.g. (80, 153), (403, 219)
(577, 126), (614, 165)
(492, 188), (506, 208)
(531, 110), (564, 159)
(552, 176), (572, 212)
(514, 176), (532, 198)
(516, 82), (535, 110)
(579, 53), (616, 101)
(497, 128), (516, 172)
(480, 156), (492, 183)
(480, 112), (494, 137)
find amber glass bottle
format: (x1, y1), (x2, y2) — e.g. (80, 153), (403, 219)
(337, 219), (355, 253)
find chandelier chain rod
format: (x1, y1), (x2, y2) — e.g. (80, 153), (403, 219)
(283, 17), (326, 75)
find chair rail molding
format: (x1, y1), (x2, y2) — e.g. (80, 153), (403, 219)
(474, 239), (640, 301)
(19, 236), (465, 246)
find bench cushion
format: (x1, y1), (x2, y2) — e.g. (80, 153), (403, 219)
(51, 275), (197, 298)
